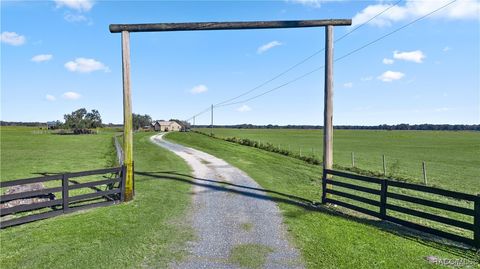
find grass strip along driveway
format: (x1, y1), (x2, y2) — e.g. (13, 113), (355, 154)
(0, 131), (194, 268)
(195, 128), (480, 194)
(166, 131), (479, 269)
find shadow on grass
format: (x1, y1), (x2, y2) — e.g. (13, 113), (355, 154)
(136, 170), (478, 260)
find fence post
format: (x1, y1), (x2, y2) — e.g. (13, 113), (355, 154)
(351, 152), (355, 168)
(62, 174), (69, 213)
(120, 165), (126, 202)
(380, 179), (387, 219)
(383, 154), (386, 176)
(422, 161), (427, 185)
(321, 169), (327, 204)
(474, 195), (480, 248)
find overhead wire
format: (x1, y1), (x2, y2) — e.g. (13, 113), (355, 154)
(216, 0), (457, 108)
(213, 0), (403, 108)
(185, 0), (404, 122)
(186, 0), (456, 121)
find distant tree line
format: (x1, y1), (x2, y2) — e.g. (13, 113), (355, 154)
(192, 124), (480, 131)
(0, 121), (48, 127)
(4, 119), (477, 131)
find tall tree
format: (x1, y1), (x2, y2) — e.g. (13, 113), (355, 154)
(85, 109), (103, 128)
(133, 114), (152, 130)
(63, 108), (103, 133)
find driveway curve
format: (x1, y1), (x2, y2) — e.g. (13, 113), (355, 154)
(151, 133), (304, 269)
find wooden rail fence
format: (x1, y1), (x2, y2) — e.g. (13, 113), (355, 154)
(322, 169), (479, 248)
(114, 135), (124, 165)
(0, 166), (126, 228)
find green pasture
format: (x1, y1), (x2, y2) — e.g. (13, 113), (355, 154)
(0, 128), (194, 268)
(166, 131), (479, 268)
(195, 128), (480, 194)
(0, 126), (118, 181)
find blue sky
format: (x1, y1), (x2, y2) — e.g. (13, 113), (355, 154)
(1, 0), (479, 125)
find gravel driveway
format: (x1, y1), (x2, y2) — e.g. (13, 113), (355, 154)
(151, 133), (304, 269)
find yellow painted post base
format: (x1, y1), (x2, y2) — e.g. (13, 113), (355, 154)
(124, 162), (134, 201)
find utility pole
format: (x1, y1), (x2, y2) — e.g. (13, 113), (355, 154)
(193, 116), (195, 128)
(322, 25), (334, 202)
(210, 104), (213, 136)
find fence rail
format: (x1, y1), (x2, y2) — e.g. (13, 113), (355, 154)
(322, 169), (480, 248)
(114, 135), (124, 165)
(0, 166), (126, 228)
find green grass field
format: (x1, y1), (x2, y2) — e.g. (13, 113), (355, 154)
(0, 127), (117, 181)
(0, 128), (194, 268)
(166, 132), (479, 268)
(1, 127), (478, 268)
(196, 128), (480, 194)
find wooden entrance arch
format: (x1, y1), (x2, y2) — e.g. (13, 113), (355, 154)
(109, 19), (352, 201)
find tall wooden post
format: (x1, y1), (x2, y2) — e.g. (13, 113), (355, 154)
(121, 30), (134, 201)
(323, 25), (334, 194)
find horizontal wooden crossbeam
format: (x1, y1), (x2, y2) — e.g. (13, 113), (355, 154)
(109, 19), (352, 33)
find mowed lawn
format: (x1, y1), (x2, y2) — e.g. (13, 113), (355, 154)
(196, 128), (480, 194)
(0, 128), (194, 268)
(166, 132), (479, 269)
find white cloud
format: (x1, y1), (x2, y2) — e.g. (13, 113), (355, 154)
(1, 31), (26, 46)
(237, 104), (252, 112)
(361, 76), (373, 81)
(62, 91), (81, 100)
(343, 82), (353, 88)
(287, 0), (342, 8)
(288, 0), (322, 8)
(190, 84), (208, 94)
(393, 50), (426, 63)
(32, 54), (53, 63)
(352, 0), (480, 27)
(64, 13), (87, 22)
(65, 58), (109, 73)
(442, 46), (451, 52)
(54, 0), (94, 12)
(383, 58), (394, 64)
(257, 41), (282, 54)
(377, 71), (405, 82)
(45, 94), (56, 101)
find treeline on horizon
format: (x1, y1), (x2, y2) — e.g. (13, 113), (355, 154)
(0, 121), (123, 128)
(192, 123), (480, 131)
(1, 121), (479, 131)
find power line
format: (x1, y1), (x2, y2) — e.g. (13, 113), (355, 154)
(335, 0), (457, 63)
(213, 0), (403, 107)
(214, 51), (322, 107)
(334, 0), (403, 43)
(216, 0), (457, 108)
(217, 66), (323, 107)
(186, 1), (404, 120)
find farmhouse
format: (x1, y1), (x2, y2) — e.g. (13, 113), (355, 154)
(153, 120), (183, 132)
